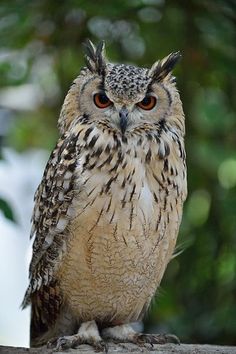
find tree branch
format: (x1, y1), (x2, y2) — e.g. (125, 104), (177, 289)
(1, 343), (236, 354)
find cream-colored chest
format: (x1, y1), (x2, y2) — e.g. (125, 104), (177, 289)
(58, 135), (186, 322)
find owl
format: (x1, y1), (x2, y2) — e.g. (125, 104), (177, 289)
(22, 40), (187, 350)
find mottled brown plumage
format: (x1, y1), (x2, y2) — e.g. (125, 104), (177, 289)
(22, 40), (187, 350)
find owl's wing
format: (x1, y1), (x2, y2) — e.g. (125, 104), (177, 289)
(22, 130), (81, 308)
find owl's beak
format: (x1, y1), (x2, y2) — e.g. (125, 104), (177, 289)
(119, 107), (129, 135)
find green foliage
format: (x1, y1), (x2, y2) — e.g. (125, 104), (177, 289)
(0, 198), (15, 221)
(1, 0), (236, 345)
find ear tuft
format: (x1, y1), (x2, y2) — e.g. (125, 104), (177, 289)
(149, 51), (181, 82)
(83, 39), (106, 76)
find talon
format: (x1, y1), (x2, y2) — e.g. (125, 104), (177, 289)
(163, 333), (180, 344)
(134, 333), (180, 346)
(49, 336), (108, 352)
(94, 340), (108, 352)
(47, 335), (79, 351)
(45, 321), (106, 351)
(57, 337), (71, 350)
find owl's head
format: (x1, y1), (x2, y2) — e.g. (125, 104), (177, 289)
(58, 40), (184, 137)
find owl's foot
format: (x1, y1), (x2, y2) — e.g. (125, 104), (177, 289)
(47, 320), (107, 352)
(102, 324), (180, 346)
(132, 333), (180, 345)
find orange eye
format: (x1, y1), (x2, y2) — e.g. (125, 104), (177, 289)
(94, 93), (112, 109)
(137, 96), (156, 110)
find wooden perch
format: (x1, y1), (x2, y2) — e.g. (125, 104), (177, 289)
(1, 343), (236, 354)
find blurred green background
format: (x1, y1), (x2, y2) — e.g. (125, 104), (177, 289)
(0, 0), (236, 347)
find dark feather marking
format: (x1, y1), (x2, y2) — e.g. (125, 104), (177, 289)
(83, 41), (96, 60)
(89, 207), (104, 232)
(88, 135), (99, 148)
(122, 233), (128, 246)
(129, 184), (136, 202)
(177, 140), (183, 158)
(161, 172), (166, 182)
(121, 135), (128, 144)
(122, 161), (127, 169)
(84, 127), (94, 142)
(109, 151), (124, 173)
(127, 168), (135, 183)
(76, 200), (92, 218)
(87, 186), (97, 197)
(106, 196), (112, 212)
(30, 281), (62, 345)
(129, 202), (134, 230)
(87, 161), (98, 170)
(109, 161), (119, 173)
(155, 209), (162, 231)
(164, 159), (169, 172)
(153, 173), (165, 189)
(159, 119), (166, 131)
(83, 176), (91, 185)
(84, 56), (94, 73)
(126, 172), (132, 182)
(104, 174), (118, 193)
(160, 83), (172, 107)
(121, 178), (126, 189)
(96, 40), (106, 75)
(142, 224), (148, 240)
(137, 137), (142, 146)
(98, 82), (106, 92)
(163, 194), (167, 211)
(87, 231), (95, 250)
(153, 192), (158, 203)
(140, 208), (148, 240)
(145, 148), (152, 163)
(150, 51), (181, 83)
(105, 144), (111, 154)
(175, 198), (178, 205)
(146, 86), (154, 95)
(109, 210), (115, 224)
(167, 212), (170, 224)
(89, 195), (97, 207)
(176, 184), (180, 196)
(121, 191), (127, 208)
(67, 162), (77, 173)
(98, 154), (113, 169)
(80, 114), (89, 124)
(112, 223), (118, 242)
(113, 133), (121, 148)
(83, 40), (106, 76)
(154, 221), (167, 251)
(93, 147), (103, 158)
(137, 190), (141, 200)
(164, 142), (170, 156)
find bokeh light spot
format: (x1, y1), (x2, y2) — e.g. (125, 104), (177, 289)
(186, 190), (211, 226)
(218, 158), (236, 189)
